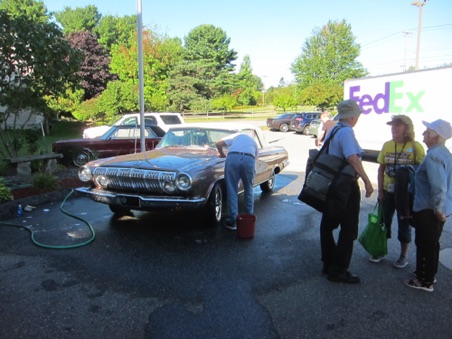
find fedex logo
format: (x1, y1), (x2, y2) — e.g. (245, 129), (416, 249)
(348, 80), (425, 115)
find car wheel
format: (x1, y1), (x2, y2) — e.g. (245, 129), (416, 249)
(73, 148), (96, 167)
(109, 204), (131, 215)
(302, 125), (310, 135)
(202, 182), (223, 225)
(279, 123), (289, 132)
(260, 170), (276, 192)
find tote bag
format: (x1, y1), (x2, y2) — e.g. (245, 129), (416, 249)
(358, 203), (388, 257)
(298, 127), (357, 218)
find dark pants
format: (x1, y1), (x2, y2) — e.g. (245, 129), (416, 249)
(382, 191), (412, 243)
(413, 209), (445, 285)
(320, 181), (360, 274)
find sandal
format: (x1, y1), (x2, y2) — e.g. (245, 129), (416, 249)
(404, 279), (434, 292)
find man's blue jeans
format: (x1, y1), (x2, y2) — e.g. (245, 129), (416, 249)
(225, 153), (256, 225)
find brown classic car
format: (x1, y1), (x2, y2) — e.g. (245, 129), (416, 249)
(76, 123), (289, 225)
(52, 125), (165, 166)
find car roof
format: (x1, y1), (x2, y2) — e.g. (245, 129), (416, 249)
(122, 112), (182, 117)
(167, 122), (257, 131)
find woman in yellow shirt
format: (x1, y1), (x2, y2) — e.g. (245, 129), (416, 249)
(372, 115), (425, 268)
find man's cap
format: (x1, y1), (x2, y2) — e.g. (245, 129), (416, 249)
(387, 115), (413, 126)
(336, 99), (363, 119)
(422, 119), (452, 140)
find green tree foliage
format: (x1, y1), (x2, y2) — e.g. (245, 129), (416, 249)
(182, 24), (238, 100)
(109, 30), (183, 114)
(68, 31), (116, 100)
(212, 94), (237, 112)
(94, 14), (137, 52)
(167, 60), (202, 112)
(235, 55), (263, 106)
(0, 0), (49, 23)
(54, 5), (101, 34)
(45, 84), (84, 120)
(0, 10), (81, 156)
(272, 86), (298, 112)
(97, 81), (138, 122)
(72, 97), (101, 122)
(299, 80), (342, 109)
(291, 20), (367, 107)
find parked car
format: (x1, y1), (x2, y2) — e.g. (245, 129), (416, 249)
(53, 125), (165, 166)
(82, 112), (184, 139)
(266, 113), (297, 132)
(289, 112), (322, 134)
(76, 123), (289, 225)
(308, 114), (338, 137)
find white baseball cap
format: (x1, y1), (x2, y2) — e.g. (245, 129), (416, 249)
(422, 119), (452, 140)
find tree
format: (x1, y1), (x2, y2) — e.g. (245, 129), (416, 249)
(182, 25), (238, 100)
(291, 20), (367, 107)
(272, 87), (298, 112)
(0, 10), (81, 156)
(54, 5), (101, 34)
(0, 0), (49, 23)
(94, 14), (137, 52)
(68, 31), (115, 100)
(109, 30), (183, 114)
(299, 80), (342, 108)
(235, 55), (263, 106)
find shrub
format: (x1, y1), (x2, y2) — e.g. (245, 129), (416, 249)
(0, 178), (13, 203)
(32, 173), (60, 191)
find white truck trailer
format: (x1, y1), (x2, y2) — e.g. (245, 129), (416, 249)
(344, 66), (452, 156)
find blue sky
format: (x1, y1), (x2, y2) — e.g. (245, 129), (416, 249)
(43, 0), (452, 89)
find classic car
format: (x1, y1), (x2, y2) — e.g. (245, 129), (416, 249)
(52, 124), (165, 166)
(266, 113), (297, 132)
(75, 123), (289, 225)
(82, 112), (184, 139)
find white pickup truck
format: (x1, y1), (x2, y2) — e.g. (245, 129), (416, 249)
(344, 66), (452, 159)
(83, 112), (184, 139)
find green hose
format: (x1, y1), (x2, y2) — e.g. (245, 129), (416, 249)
(0, 189), (96, 249)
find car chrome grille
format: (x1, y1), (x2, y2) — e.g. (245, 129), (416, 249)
(92, 167), (176, 193)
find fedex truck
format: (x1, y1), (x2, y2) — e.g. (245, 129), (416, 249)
(344, 66), (452, 155)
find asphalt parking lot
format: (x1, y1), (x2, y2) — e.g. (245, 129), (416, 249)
(1, 124), (451, 338)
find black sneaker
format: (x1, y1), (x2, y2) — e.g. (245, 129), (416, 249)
(328, 271), (360, 284)
(222, 220), (237, 230)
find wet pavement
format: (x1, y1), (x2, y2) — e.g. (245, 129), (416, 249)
(1, 128), (451, 338)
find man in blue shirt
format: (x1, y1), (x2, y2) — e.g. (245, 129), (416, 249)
(404, 119), (452, 292)
(321, 99), (374, 284)
(216, 133), (259, 230)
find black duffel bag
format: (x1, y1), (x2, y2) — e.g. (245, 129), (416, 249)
(298, 127), (358, 218)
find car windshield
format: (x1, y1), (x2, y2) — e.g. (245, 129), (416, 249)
(157, 128), (234, 148)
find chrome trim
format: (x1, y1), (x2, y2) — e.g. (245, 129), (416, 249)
(75, 187), (206, 209)
(92, 167), (177, 193)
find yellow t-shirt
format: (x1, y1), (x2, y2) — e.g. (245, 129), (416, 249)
(377, 140), (425, 190)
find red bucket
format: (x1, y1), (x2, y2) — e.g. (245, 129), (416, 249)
(236, 214), (256, 239)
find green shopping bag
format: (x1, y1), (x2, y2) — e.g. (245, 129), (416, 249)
(358, 203), (388, 257)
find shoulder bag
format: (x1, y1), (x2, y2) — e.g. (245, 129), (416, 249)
(298, 126), (358, 218)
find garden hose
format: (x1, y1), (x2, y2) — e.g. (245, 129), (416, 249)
(0, 189), (96, 249)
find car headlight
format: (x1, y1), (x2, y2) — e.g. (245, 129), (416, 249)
(95, 175), (109, 188)
(78, 167), (92, 182)
(162, 181), (176, 193)
(175, 173), (192, 191)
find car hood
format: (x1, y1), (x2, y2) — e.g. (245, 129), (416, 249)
(87, 147), (222, 172)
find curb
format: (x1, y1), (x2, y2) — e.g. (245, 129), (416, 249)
(0, 189), (79, 221)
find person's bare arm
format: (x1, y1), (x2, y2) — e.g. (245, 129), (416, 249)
(215, 140), (227, 158)
(347, 154), (374, 198)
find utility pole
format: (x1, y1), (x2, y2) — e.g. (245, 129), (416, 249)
(412, 0), (427, 71)
(137, 0), (145, 152)
(402, 31), (412, 72)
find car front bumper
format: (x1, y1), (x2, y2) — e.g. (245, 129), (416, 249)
(75, 187), (206, 210)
